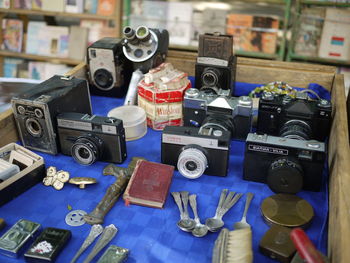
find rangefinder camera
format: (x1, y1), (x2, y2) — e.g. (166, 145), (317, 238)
(57, 113), (127, 165)
(161, 125), (231, 179)
(243, 133), (326, 194)
(257, 92), (332, 141)
(195, 33), (236, 96)
(183, 88), (253, 140)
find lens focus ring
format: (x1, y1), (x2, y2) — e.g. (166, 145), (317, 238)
(177, 147), (208, 179)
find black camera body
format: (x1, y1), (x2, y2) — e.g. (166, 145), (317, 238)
(87, 37), (132, 97)
(183, 88), (252, 140)
(161, 126), (231, 179)
(11, 75), (92, 155)
(57, 113), (127, 165)
(122, 26), (169, 73)
(257, 92), (332, 141)
(195, 33), (236, 96)
(243, 133), (326, 193)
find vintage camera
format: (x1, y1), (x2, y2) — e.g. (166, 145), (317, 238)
(87, 37), (131, 97)
(257, 92), (332, 141)
(195, 33), (236, 96)
(12, 75), (92, 155)
(183, 88), (253, 140)
(122, 26), (169, 73)
(57, 113), (127, 165)
(161, 125), (231, 179)
(243, 133), (326, 193)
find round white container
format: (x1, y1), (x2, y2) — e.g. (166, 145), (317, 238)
(107, 105), (147, 141)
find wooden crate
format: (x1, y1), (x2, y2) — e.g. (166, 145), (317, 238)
(1, 51), (349, 262)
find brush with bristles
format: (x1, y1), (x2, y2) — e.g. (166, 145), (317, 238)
(212, 193), (254, 263)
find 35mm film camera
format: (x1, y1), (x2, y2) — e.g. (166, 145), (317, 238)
(57, 113), (127, 165)
(161, 126), (231, 179)
(243, 133), (326, 194)
(183, 88), (253, 140)
(257, 92), (332, 141)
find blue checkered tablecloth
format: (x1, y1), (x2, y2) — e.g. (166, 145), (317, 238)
(0, 81), (329, 263)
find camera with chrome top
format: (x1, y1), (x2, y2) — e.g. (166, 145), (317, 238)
(87, 37), (131, 97)
(243, 133), (326, 193)
(257, 91), (332, 141)
(57, 113), (127, 165)
(161, 125), (231, 179)
(183, 88), (253, 140)
(122, 26), (169, 73)
(195, 33), (236, 96)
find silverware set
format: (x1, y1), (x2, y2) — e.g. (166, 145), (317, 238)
(171, 189), (244, 237)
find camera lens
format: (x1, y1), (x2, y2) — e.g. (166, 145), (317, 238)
(202, 68), (220, 87)
(136, 26), (151, 41)
(94, 69), (114, 90)
(25, 118), (43, 137)
(177, 146), (208, 179)
(34, 108), (43, 118)
(201, 115), (234, 136)
(267, 157), (303, 194)
(279, 120), (311, 140)
(71, 136), (102, 165)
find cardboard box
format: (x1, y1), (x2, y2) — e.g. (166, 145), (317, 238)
(0, 143), (45, 206)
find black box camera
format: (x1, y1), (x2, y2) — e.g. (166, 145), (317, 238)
(257, 92), (332, 141)
(243, 133), (326, 194)
(11, 75), (92, 155)
(57, 113), (127, 165)
(161, 125), (231, 179)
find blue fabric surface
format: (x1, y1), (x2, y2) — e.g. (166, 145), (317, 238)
(0, 81), (329, 263)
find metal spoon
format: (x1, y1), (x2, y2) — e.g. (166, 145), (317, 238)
(206, 192), (242, 232)
(171, 192), (195, 232)
(189, 194), (208, 237)
(233, 192), (254, 230)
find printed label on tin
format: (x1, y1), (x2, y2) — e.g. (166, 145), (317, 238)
(248, 144), (288, 155)
(57, 119), (92, 131)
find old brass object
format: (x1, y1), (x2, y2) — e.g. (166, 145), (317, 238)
(84, 157), (146, 225)
(261, 194), (314, 229)
(69, 177), (97, 189)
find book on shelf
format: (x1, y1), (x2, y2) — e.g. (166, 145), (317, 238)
(3, 58), (25, 78)
(1, 19), (23, 53)
(201, 8), (227, 35)
(32, 0), (42, 10)
(0, 0), (10, 8)
(42, 0), (64, 12)
(97, 0), (116, 16)
(130, 1), (168, 29)
(294, 8), (325, 57)
(28, 62), (72, 80)
(65, 0), (84, 13)
(84, 0), (98, 14)
(123, 160), (174, 209)
(37, 26), (69, 58)
(80, 19), (117, 45)
(68, 26), (88, 60)
(26, 21), (46, 54)
(167, 2), (193, 46)
(227, 14), (279, 54)
(318, 8), (350, 61)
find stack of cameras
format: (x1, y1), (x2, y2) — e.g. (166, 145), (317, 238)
(11, 75), (127, 166)
(161, 32), (332, 194)
(244, 91), (331, 194)
(161, 33), (254, 179)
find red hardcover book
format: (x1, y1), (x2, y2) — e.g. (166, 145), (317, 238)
(123, 160), (174, 208)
